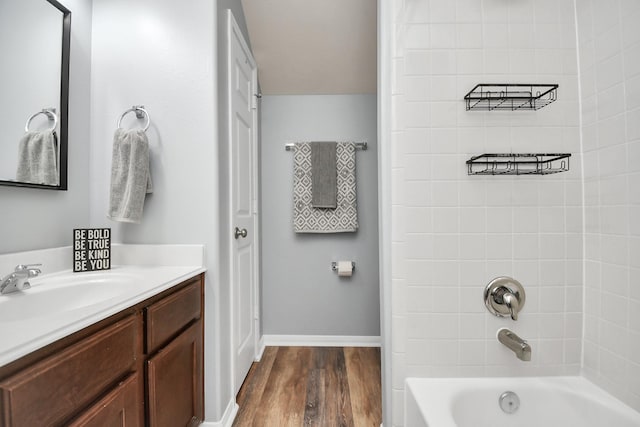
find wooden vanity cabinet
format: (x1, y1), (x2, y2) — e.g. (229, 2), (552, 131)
(0, 273), (204, 427)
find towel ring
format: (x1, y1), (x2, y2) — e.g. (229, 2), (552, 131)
(25, 109), (58, 132)
(117, 106), (150, 131)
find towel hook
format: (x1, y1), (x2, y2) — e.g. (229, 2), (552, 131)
(25, 108), (58, 132)
(117, 105), (150, 131)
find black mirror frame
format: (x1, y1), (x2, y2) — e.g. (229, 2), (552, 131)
(0, 0), (71, 190)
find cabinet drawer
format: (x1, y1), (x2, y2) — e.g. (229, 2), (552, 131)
(68, 373), (142, 427)
(145, 278), (201, 354)
(0, 315), (138, 427)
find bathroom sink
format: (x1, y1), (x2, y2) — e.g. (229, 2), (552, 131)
(0, 271), (139, 322)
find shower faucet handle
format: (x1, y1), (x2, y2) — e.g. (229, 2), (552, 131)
(484, 277), (526, 321)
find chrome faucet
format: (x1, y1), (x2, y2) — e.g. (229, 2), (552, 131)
(0, 264), (42, 295)
(497, 328), (531, 361)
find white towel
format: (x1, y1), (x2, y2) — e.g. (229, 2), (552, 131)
(16, 130), (59, 186)
(108, 128), (153, 223)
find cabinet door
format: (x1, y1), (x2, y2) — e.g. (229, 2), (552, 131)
(147, 321), (203, 427)
(0, 315), (138, 427)
(68, 373), (142, 427)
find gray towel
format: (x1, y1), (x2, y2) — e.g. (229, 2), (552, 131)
(16, 130), (59, 186)
(293, 142), (358, 233)
(311, 142), (337, 208)
(108, 128), (153, 224)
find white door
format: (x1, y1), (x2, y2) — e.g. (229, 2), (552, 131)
(228, 11), (259, 396)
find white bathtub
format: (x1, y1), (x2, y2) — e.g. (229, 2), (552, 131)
(405, 377), (640, 427)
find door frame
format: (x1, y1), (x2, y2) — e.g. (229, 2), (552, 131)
(227, 9), (261, 397)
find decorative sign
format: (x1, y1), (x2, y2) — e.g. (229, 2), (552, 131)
(73, 228), (111, 272)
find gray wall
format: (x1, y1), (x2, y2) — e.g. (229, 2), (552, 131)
(261, 94), (380, 336)
(0, 0), (92, 254)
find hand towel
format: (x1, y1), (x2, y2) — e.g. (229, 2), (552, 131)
(108, 128), (153, 223)
(293, 142), (358, 233)
(311, 141), (337, 208)
(16, 130), (59, 186)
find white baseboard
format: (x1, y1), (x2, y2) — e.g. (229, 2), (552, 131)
(255, 335), (266, 361)
(262, 334), (381, 347)
(200, 399), (238, 427)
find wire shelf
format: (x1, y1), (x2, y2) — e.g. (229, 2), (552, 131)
(466, 153), (571, 175)
(464, 84), (558, 111)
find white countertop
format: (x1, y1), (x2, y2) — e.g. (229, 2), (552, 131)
(0, 245), (205, 367)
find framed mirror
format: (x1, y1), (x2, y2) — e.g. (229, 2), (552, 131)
(0, 0), (70, 190)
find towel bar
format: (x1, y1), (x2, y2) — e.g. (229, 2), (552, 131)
(25, 108), (58, 132)
(117, 105), (150, 131)
(285, 142), (367, 151)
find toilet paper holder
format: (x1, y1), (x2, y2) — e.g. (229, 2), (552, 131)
(331, 261), (355, 272)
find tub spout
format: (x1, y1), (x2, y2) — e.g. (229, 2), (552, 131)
(497, 328), (531, 361)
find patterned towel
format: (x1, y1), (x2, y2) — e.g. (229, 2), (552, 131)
(293, 142), (358, 233)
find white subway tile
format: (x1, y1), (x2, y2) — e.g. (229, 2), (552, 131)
(508, 0), (534, 24)
(460, 207), (486, 232)
(430, 102), (459, 128)
(460, 260), (488, 287)
(596, 53), (624, 90)
(459, 340), (486, 365)
(407, 286), (434, 313)
(540, 286), (566, 313)
(431, 49), (458, 74)
(534, 0), (560, 24)
(432, 286), (461, 313)
(597, 83), (625, 119)
(429, 0), (456, 23)
(455, 0), (482, 23)
(404, 23), (431, 49)
(404, 50), (432, 75)
(432, 260), (460, 285)
(432, 234), (460, 259)
(484, 23), (509, 48)
(539, 313), (566, 338)
(483, 49), (510, 74)
(431, 181), (460, 206)
(622, 9), (640, 48)
(486, 234), (513, 260)
(430, 128), (458, 153)
(539, 339), (565, 364)
(595, 26), (622, 62)
(459, 234), (487, 260)
(510, 49), (537, 74)
(535, 24), (562, 49)
(456, 24), (483, 49)
(404, 76), (430, 102)
(431, 76), (458, 101)
(593, 0), (621, 36)
(625, 74), (640, 110)
(482, 0), (508, 23)
(457, 49), (485, 75)
(430, 24), (457, 49)
(460, 313), (487, 338)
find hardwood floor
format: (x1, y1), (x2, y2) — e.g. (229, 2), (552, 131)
(233, 347), (382, 427)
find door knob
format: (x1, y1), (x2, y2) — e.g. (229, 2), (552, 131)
(234, 227), (248, 239)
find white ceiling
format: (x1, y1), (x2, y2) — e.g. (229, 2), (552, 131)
(240, 0), (377, 95)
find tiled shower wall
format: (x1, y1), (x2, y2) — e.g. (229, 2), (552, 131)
(390, 0), (582, 425)
(576, 0), (640, 411)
